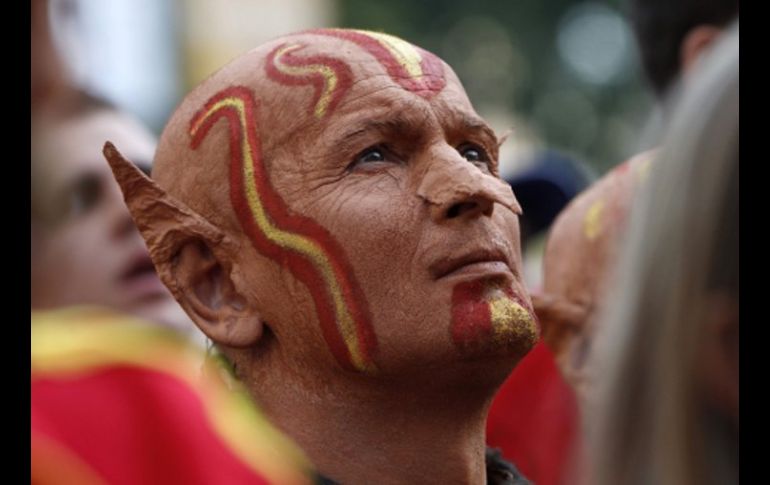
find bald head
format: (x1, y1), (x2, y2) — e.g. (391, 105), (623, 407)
(106, 28), (534, 379)
(535, 151), (654, 396)
(152, 30), (458, 228)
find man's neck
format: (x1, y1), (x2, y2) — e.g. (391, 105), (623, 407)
(247, 361), (511, 484)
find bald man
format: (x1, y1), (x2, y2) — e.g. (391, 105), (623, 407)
(105, 29), (536, 484)
(534, 0), (737, 402)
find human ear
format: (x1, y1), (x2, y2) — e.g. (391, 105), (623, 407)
(103, 142), (263, 348)
(531, 292), (585, 354)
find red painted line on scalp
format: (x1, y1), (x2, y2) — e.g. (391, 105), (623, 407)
(308, 29), (446, 98)
(264, 43), (353, 117)
(189, 87), (377, 372)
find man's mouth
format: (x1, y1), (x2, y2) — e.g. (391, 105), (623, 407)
(430, 249), (513, 280)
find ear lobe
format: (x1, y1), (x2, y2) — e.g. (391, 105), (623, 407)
(173, 239), (263, 347)
(102, 141), (263, 348)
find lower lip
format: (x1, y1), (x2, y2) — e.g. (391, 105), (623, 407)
(120, 272), (170, 301)
(440, 261), (513, 281)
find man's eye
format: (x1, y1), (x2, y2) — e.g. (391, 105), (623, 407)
(357, 146), (386, 164)
(349, 144), (399, 171)
(458, 144), (490, 168)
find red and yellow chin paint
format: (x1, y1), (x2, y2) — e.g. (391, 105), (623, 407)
(265, 42), (353, 118)
(189, 86), (378, 374)
(309, 28), (446, 98)
(451, 281), (538, 355)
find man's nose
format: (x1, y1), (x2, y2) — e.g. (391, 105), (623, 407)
(416, 144), (522, 223)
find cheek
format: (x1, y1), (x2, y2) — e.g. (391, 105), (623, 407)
(306, 180), (433, 350)
(245, 176), (405, 374)
(498, 210), (522, 255)
(312, 178), (417, 269)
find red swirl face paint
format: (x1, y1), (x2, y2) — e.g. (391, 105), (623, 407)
(309, 28), (446, 98)
(188, 86), (378, 373)
(264, 42), (353, 118)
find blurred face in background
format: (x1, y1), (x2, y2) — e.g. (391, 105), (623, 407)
(31, 107), (191, 332)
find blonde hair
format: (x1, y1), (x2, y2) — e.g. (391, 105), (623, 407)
(588, 24), (738, 485)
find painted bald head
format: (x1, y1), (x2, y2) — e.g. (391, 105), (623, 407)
(535, 151), (653, 397)
(105, 29), (538, 379)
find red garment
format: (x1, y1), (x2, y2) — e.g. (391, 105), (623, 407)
(486, 340), (581, 485)
(31, 307), (311, 485)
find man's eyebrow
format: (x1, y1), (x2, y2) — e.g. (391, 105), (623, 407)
(455, 114), (499, 146)
(340, 114), (424, 140)
(335, 115), (428, 154)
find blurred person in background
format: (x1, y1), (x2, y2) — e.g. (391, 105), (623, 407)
(521, 3), (737, 482)
(533, 0), (738, 404)
(589, 27), (737, 485)
(31, 90), (195, 336)
(31, 0), (196, 337)
(629, 0), (739, 101)
(31, 4), (306, 481)
(32, 0), (74, 112)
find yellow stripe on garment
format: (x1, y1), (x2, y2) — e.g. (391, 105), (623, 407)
(31, 307), (200, 375)
(31, 308), (311, 484)
(273, 43), (338, 118)
(357, 30), (424, 78)
(191, 98), (370, 372)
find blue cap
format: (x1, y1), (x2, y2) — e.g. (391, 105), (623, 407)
(505, 150), (595, 236)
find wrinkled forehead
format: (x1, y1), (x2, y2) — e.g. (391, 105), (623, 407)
(267, 29), (453, 101)
(186, 29), (473, 152)
(152, 29), (477, 226)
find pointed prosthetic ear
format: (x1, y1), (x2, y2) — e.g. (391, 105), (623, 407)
(103, 142), (263, 348)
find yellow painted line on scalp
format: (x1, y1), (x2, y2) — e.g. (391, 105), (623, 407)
(273, 43), (338, 118)
(358, 30), (424, 78)
(193, 97), (368, 371)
